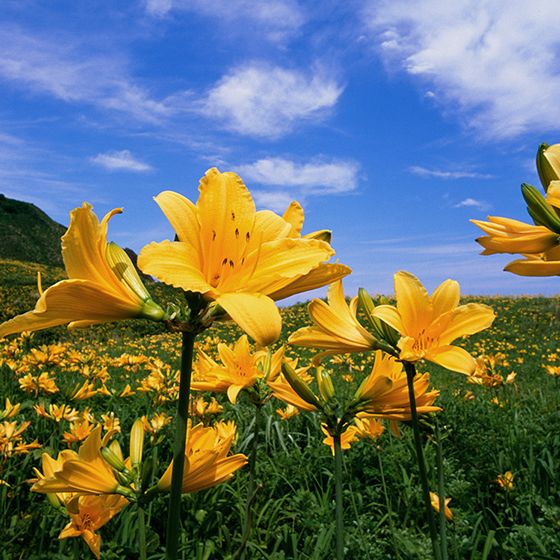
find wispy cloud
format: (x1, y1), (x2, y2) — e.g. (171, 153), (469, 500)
(0, 25), (171, 123)
(237, 157), (359, 193)
(409, 166), (493, 180)
(251, 190), (295, 213)
(201, 63), (343, 138)
(454, 198), (490, 212)
(367, 0), (560, 139)
(145, 0), (305, 42)
(90, 150), (153, 172)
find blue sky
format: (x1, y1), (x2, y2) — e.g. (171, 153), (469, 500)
(1, 0), (559, 299)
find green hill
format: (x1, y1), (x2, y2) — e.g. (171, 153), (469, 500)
(0, 194), (66, 266)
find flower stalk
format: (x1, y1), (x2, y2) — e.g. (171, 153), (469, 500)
(435, 421), (449, 560)
(404, 361), (441, 560)
(166, 329), (197, 560)
(333, 429), (345, 560)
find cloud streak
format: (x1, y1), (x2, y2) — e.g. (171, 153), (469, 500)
(409, 166), (493, 180)
(367, 0), (560, 139)
(90, 150), (153, 172)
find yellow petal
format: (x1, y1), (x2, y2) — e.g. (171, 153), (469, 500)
(437, 303), (495, 345)
(226, 385), (244, 405)
(138, 241), (213, 294)
(394, 271), (432, 335)
(234, 238), (335, 294)
(431, 279), (460, 318)
(216, 292), (281, 346)
(197, 168), (256, 284)
(0, 279), (142, 338)
(62, 204), (123, 294)
(267, 263), (351, 301)
(504, 258), (560, 276)
(154, 190), (201, 249)
(372, 304), (404, 334)
(282, 201), (304, 236)
(425, 345), (476, 374)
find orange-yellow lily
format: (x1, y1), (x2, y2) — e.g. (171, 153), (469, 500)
(429, 492), (453, 521)
(158, 420), (247, 493)
(372, 272), (495, 374)
(288, 280), (378, 360)
(138, 168), (350, 346)
(0, 203), (164, 338)
(191, 335), (263, 404)
(59, 494), (128, 559)
(353, 351), (440, 419)
(32, 426), (125, 496)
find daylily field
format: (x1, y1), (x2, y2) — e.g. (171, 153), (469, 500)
(1, 258), (559, 560)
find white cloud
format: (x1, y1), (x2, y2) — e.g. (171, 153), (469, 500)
(454, 198), (490, 211)
(201, 63), (343, 138)
(90, 150), (153, 172)
(251, 190), (294, 213)
(145, 0), (304, 41)
(367, 0), (560, 138)
(0, 25), (171, 123)
(409, 166), (494, 180)
(237, 157), (359, 194)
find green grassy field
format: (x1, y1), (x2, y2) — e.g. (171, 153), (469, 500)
(1, 260), (559, 559)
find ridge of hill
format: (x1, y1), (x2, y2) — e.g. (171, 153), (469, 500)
(0, 194), (66, 267)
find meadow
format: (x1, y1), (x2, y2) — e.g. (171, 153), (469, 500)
(1, 259), (559, 560)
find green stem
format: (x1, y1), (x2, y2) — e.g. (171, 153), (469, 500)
(166, 330), (197, 560)
(233, 403), (262, 560)
(378, 449), (401, 560)
(138, 505), (148, 560)
(404, 361), (441, 560)
(333, 431), (344, 560)
(435, 421), (449, 560)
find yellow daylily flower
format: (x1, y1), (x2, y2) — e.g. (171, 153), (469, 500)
(471, 216), (559, 255)
(33, 449), (79, 508)
(59, 494), (128, 560)
(0, 203), (164, 338)
(288, 280), (378, 360)
(158, 421), (248, 493)
(191, 335), (263, 404)
(321, 424), (361, 454)
(495, 471), (514, 491)
(429, 492), (453, 521)
(353, 351), (440, 420)
(546, 181), (560, 208)
(138, 168), (350, 346)
(32, 426), (123, 495)
(372, 272), (495, 374)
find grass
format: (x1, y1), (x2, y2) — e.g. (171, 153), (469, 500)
(1, 260), (559, 559)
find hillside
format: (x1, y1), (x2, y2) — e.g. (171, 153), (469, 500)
(0, 194), (66, 266)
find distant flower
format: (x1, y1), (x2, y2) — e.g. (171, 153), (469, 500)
(191, 335), (263, 404)
(138, 168), (350, 346)
(373, 272), (495, 374)
(321, 424), (361, 454)
(0, 203), (164, 339)
(429, 492), (453, 521)
(496, 471), (514, 491)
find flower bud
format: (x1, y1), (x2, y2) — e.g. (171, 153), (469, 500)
(316, 368), (335, 402)
(101, 445), (126, 472)
(536, 143), (560, 191)
(281, 362), (320, 408)
(521, 183), (560, 234)
(130, 418), (145, 467)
